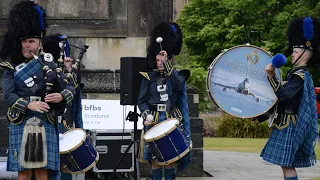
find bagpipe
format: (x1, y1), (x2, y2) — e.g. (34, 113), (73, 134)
(57, 35), (89, 74)
(56, 36), (88, 128)
(30, 52), (67, 117)
(65, 42), (89, 93)
(31, 36), (89, 117)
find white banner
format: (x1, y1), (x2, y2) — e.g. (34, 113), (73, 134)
(82, 99), (143, 130)
(0, 161), (17, 179)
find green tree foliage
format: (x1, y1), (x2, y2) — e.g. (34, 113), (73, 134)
(175, 45), (212, 111)
(176, 0), (320, 111)
(215, 114), (270, 138)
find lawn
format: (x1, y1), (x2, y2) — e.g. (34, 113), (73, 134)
(204, 137), (320, 160)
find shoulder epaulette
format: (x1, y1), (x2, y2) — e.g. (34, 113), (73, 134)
(0, 62), (14, 70)
(139, 71), (150, 80)
(292, 69), (305, 80)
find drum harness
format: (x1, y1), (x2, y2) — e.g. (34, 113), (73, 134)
(153, 73), (190, 159)
(146, 75), (172, 162)
(156, 73), (172, 113)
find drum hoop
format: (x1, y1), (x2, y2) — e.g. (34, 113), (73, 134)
(67, 153), (99, 174)
(144, 118), (179, 142)
(156, 142), (192, 165)
(60, 128), (86, 154)
(206, 44), (282, 118)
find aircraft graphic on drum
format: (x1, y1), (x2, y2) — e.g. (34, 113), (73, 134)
(213, 78), (272, 103)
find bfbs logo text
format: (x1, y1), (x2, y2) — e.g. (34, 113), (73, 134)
(83, 105), (101, 111)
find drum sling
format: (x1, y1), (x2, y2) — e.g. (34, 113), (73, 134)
(156, 75), (172, 113)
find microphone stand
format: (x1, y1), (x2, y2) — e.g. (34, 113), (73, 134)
(106, 106), (140, 180)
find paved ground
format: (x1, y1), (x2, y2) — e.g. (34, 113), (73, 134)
(138, 150), (320, 180)
(2, 151), (319, 179)
(204, 151), (320, 180)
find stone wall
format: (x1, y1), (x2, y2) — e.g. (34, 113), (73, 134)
(0, 0), (191, 70)
(0, 0), (178, 70)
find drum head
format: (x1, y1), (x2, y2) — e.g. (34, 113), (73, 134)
(206, 45), (281, 118)
(144, 119), (179, 141)
(59, 129), (86, 152)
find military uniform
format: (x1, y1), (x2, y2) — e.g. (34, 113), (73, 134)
(260, 67), (316, 167)
(138, 69), (191, 178)
(138, 69), (189, 124)
(138, 22), (191, 180)
(1, 57), (75, 172)
(58, 73), (83, 132)
(0, 1), (76, 176)
(260, 17), (319, 175)
(268, 68), (305, 129)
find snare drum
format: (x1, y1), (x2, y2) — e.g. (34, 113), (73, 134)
(206, 45), (281, 118)
(144, 119), (192, 165)
(59, 128), (99, 174)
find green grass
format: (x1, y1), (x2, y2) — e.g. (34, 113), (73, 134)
(204, 137), (320, 160)
(311, 178), (320, 180)
(204, 138), (268, 152)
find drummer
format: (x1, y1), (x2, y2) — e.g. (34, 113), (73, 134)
(261, 17), (319, 180)
(42, 34), (84, 180)
(138, 22), (191, 180)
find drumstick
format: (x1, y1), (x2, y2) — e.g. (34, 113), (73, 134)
(156, 37), (163, 50)
(271, 53), (286, 68)
(146, 114), (154, 122)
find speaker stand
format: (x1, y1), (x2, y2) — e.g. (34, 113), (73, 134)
(106, 105), (140, 180)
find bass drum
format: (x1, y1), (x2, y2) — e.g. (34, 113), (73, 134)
(206, 44), (281, 118)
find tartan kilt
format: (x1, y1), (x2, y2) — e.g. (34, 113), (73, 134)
(7, 113), (60, 172)
(260, 116), (315, 168)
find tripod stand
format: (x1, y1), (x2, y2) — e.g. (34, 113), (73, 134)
(106, 105), (140, 180)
